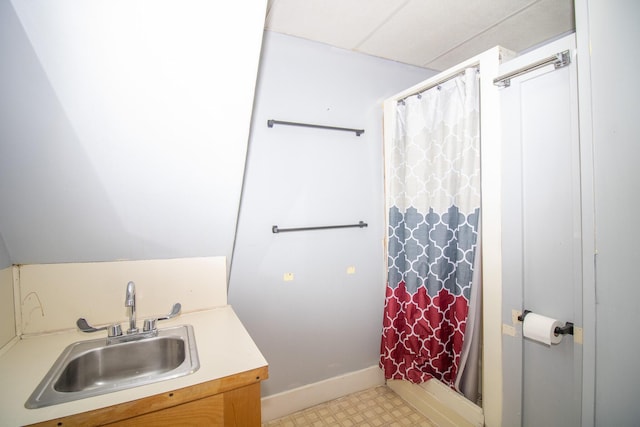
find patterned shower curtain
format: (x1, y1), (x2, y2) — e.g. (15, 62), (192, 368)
(380, 68), (481, 390)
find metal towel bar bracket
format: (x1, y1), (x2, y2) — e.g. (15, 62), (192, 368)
(272, 221), (368, 234)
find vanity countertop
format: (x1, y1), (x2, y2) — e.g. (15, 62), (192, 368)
(0, 305), (267, 426)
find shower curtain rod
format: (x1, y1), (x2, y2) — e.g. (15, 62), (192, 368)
(493, 50), (570, 88)
(397, 66), (479, 104)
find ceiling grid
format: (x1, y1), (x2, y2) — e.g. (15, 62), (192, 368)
(264, 0), (574, 71)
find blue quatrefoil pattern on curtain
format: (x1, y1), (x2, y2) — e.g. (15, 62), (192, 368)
(380, 68), (480, 386)
(388, 205), (480, 300)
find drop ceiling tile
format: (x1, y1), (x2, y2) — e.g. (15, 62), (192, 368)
(356, 0), (534, 67)
(265, 0), (408, 50)
(424, 0), (575, 70)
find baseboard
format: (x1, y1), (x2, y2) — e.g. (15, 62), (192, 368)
(261, 365), (386, 422)
(387, 379), (484, 427)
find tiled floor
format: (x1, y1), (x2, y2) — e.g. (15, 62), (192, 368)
(262, 385), (435, 427)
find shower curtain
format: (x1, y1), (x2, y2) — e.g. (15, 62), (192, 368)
(380, 68), (481, 400)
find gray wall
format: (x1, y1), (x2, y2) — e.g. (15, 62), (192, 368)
(228, 31), (434, 396)
(585, 0), (640, 425)
(0, 0), (265, 267)
(0, 234), (9, 269)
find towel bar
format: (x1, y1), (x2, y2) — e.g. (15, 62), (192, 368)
(272, 221), (368, 233)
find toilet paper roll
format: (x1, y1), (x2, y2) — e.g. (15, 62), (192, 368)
(522, 313), (563, 345)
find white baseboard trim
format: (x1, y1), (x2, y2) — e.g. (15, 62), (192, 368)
(261, 365), (386, 422)
(387, 379), (484, 427)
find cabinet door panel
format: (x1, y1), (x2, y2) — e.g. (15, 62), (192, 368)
(224, 383), (261, 427)
(107, 394), (224, 426)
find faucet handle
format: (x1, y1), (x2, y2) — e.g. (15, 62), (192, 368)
(108, 324), (123, 337)
(77, 318), (108, 333)
(77, 318), (122, 337)
(158, 303), (181, 321)
(143, 318), (157, 332)
(142, 303), (181, 332)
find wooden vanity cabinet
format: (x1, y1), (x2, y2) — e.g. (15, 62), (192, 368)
(27, 366), (267, 427)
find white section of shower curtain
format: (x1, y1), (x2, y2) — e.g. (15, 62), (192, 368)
(387, 69), (480, 216)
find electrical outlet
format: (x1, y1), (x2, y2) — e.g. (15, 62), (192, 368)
(346, 266), (356, 275)
(283, 272), (294, 282)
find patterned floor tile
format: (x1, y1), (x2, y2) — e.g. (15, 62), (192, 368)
(262, 386), (435, 427)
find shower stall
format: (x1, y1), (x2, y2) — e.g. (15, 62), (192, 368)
(380, 34), (584, 427)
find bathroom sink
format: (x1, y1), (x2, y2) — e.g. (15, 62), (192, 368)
(25, 324), (199, 409)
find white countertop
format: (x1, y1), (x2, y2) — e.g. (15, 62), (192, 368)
(0, 306), (268, 426)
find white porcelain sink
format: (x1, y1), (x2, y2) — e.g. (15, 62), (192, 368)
(25, 324), (199, 409)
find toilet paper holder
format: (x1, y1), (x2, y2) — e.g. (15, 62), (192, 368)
(517, 310), (574, 336)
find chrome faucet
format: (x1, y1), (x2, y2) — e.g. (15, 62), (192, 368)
(77, 281), (182, 344)
(125, 281), (138, 334)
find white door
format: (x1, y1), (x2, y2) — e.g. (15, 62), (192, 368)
(500, 35), (582, 427)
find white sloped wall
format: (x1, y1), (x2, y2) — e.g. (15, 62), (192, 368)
(0, 0), (266, 267)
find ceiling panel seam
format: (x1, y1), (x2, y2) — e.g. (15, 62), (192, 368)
(353, 0), (412, 50)
(422, 0), (543, 68)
